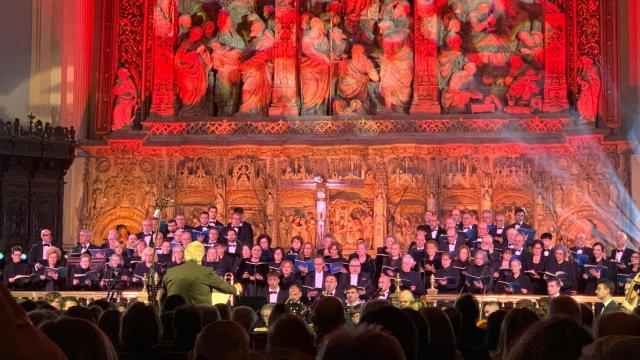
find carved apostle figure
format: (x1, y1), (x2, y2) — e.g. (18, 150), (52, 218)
(300, 17), (331, 115)
(112, 68), (138, 131)
(481, 190), (492, 212)
(333, 44), (380, 115)
(438, 32), (467, 89)
(206, 10), (246, 116)
(378, 19), (413, 113)
(175, 27), (208, 117)
(577, 56), (601, 122)
(237, 17), (274, 115)
(427, 192), (436, 213)
(441, 63), (483, 113)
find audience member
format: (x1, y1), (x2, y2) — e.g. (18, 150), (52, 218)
(231, 305), (258, 336)
(580, 335), (640, 360)
(40, 317), (118, 360)
(312, 296), (347, 346)
(360, 304), (418, 360)
(317, 326), (406, 360)
(193, 321), (249, 360)
(420, 307), (459, 360)
(505, 316), (593, 360)
(454, 294), (488, 359)
(28, 309), (58, 327)
(267, 314), (316, 358)
(492, 307), (539, 360)
(98, 309), (121, 347)
(547, 295), (581, 323)
(172, 305), (202, 347)
(593, 312), (640, 338)
(120, 302), (160, 351)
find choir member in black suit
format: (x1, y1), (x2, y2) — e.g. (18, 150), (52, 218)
(609, 231), (634, 272)
(399, 254), (425, 297)
(70, 253), (99, 290)
(222, 207), (254, 246)
(339, 257), (374, 299)
(71, 229), (100, 256)
(265, 271), (288, 304)
(435, 252), (460, 293)
(28, 228), (55, 270)
(303, 255), (329, 301)
(382, 242), (403, 277)
(237, 245), (268, 297)
(164, 219), (178, 241)
(438, 228), (468, 257)
(174, 214), (193, 231)
(427, 215), (446, 242)
(2, 246), (30, 290)
(459, 211), (478, 241)
(495, 258), (531, 294)
(375, 275), (393, 302)
(206, 227), (221, 246)
(506, 207), (533, 233)
(33, 247), (66, 291)
(489, 212), (508, 246)
(131, 247), (162, 290)
(570, 232), (594, 262)
(450, 208), (463, 230)
(481, 210), (495, 232)
(349, 240), (376, 277)
(207, 205), (225, 233)
(466, 249), (493, 294)
(544, 245), (577, 294)
(194, 212), (212, 233)
(136, 219), (156, 247)
(224, 229), (243, 258)
(540, 233), (555, 259)
(257, 234), (274, 263)
(583, 242), (615, 295)
(523, 240), (548, 295)
(310, 274), (344, 303)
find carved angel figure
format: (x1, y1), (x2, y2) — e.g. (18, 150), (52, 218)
(111, 68), (138, 131)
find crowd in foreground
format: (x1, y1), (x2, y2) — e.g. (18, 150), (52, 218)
(5, 281), (640, 360)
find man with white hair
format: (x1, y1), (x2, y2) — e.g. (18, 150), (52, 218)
(398, 255), (425, 297)
(71, 229), (99, 255)
(136, 219), (156, 247)
(609, 231), (634, 270)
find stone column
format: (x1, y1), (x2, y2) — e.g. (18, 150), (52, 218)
(268, 0), (299, 116)
(410, 0), (440, 114)
(149, 0), (178, 117)
(542, 3), (569, 112)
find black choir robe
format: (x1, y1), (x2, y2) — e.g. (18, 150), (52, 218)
(583, 258), (615, 295)
(545, 260), (577, 294)
(399, 269), (425, 297)
(495, 272), (531, 294)
(434, 266), (461, 293)
(466, 264), (493, 294)
(33, 263), (66, 291)
(2, 261), (30, 290)
(70, 266), (99, 290)
(523, 254), (548, 295)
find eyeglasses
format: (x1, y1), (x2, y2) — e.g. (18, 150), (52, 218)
(42, 233), (52, 236)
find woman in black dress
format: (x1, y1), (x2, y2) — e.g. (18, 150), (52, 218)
(544, 245), (577, 294)
(523, 240), (547, 294)
(466, 249), (493, 294)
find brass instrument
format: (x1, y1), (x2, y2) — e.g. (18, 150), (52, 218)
(224, 272), (243, 305)
(622, 272), (640, 313)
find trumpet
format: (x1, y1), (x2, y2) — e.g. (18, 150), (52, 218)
(224, 272), (243, 297)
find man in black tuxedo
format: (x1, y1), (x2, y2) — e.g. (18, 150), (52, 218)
(194, 212), (212, 232)
(459, 211), (478, 239)
(418, 210), (434, 232)
(265, 271), (288, 304)
(376, 275), (392, 302)
(481, 210), (495, 233)
(595, 279), (619, 316)
(507, 207), (533, 232)
(438, 227), (468, 257)
(223, 207), (254, 246)
(489, 212), (508, 246)
(609, 231), (634, 271)
(311, 274), (344, 303)
(224, 229), (243, 258)
(339, 257), (374, 299)
(28, 228), (54, 270)
(136, 219), (155, 247)
(71, 229), (99, 255)
(175, 214), (193, 231)
(427, 215), (445, 242)
(570, 232), (594, 261)
(304, 255), (328, 300)
(451, 208), (463, 230)
(208, 205), (225, 232)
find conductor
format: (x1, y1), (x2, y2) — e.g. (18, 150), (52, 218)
(159, 241), (236, 305)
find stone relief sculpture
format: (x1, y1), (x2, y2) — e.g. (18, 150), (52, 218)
(300, 17), (331, 115)
(577, 56), (601, 122)
(333, 44), (380, 115)
(237, 17), (274, 115)
(111, 68), (138, 131)
(175, 27), (208, 117)
(379, 19), (414, 113)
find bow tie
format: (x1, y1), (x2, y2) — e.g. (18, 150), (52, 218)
(617, 250), (624, 253)
(43, 243), (51, 247)
(269, 291), (278, 294)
